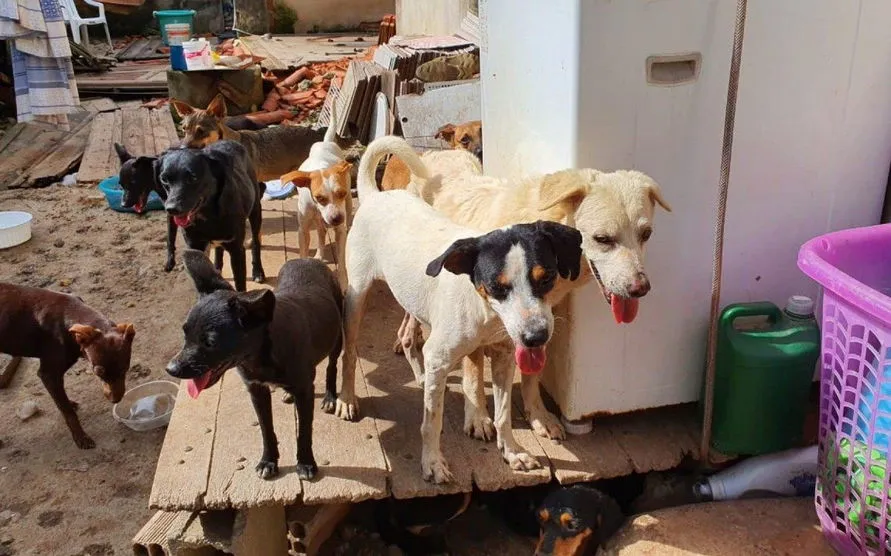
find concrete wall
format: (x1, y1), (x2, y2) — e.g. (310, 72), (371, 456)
(281, 0), (394, 33)
(104, 0), (223, 37)
(395, 0), (471, 36)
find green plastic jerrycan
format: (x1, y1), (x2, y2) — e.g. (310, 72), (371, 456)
(706, 296), (820, 456)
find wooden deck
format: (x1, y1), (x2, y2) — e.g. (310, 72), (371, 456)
(149, 197), (701, 511)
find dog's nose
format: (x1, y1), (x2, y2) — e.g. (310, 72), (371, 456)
(627, 273), (651, 298)
(165, 360), (184, 378)
(329, 214), (344, 226)
(473, 147), (483, 162)
(521, 327), (549, 348)
(164, 203), (181, 215)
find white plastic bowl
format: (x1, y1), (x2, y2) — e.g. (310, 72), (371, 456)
(113, 380), (179, 432)
(0, 211), (33, 249)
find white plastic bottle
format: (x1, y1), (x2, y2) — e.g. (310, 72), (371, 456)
(694, 445), (819, 501)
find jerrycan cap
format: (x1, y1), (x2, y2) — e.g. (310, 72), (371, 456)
(785, 295), (815, 318)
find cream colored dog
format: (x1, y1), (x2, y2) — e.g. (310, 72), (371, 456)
(393, 149), (672, 441)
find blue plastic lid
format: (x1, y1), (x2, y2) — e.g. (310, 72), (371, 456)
(153, 10), (196, 17)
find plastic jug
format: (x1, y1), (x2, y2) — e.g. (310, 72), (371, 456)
(693, 445), (818, 501)
(705, 296), (820, 455)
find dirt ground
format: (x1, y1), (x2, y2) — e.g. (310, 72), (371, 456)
(0, 185), (541, 556)
(0, 185), (195, 556)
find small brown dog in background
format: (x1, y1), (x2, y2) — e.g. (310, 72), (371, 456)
(380, 120), (482, 191)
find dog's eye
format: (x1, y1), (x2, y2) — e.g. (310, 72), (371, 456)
(202, 334), (216, 348)
(640, 228), (652, 242)
(315, 195), (329, 206)
(486, 283), (510, 300)
(333, 189), (348, 200)
(594, 235), (615, 247)
(460, 135), (471, 145)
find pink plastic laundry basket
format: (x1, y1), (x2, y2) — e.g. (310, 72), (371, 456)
(799, 223), (891, 555)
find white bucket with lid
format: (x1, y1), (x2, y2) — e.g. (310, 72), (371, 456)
(165, 23), (191, 46)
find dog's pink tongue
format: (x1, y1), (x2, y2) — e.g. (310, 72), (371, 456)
(173, 213), (191, 227)
(610, 295), (639, 324)
(134, 201), (145, 214)
(186, 372), (212, 399)
(515, 345), (547, 375)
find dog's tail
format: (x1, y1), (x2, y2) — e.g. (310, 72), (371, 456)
(357, 135), (430, 202)
(324, 98), (338, 144)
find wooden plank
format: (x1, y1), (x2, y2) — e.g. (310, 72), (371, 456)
(157, 105), (180, 152)
(0, 355), (22, 389)
(360, 285), (473, 500)
(149, 381), (222, 511)
(540, 421), (635, 485)
(78, 111), (117, 183)
(0, 126), (66, 187)
(121, 108), (153, 157)
(22, 118), (93, 187)
(80, 97), (117, 113)
(608, 405), (700, 474)
(204, 373), (303, 510)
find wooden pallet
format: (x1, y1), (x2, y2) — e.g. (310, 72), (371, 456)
(148, 197), (701, 513)
(78, 104), (179, 184)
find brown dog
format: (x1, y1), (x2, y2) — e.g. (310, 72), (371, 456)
(0, 283), (135, 449)
(171, 94), (327, 182)
(380, 120), (482, 191)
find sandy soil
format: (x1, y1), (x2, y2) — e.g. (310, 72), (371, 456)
(0, 185), (196, 556)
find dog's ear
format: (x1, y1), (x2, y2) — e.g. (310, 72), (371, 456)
(206, 94), (228, 119)
(539, 170), (591, 213)
(426, 237), (480, 277)
(182, 249), (234, 295)
(114, 143), (132, 164)
(648, 182), (672, 212)
(331, 160), (352, 176)
(232, 289), (276, 329)
(134, 156), (156, 174)
(69, 324), (101, 347)
(535, 221), (583, 280)
(170, 99), (195, 118)
(282, 170), (314, 188)
(115, 323), (136, 341)
(435, 123), (457, 144)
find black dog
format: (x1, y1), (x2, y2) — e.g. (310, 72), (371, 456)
(157, 140), (265, 291)
(166, 249), (343, 480)
(114, 143), (184, 272)
(536, 485), (624, 556)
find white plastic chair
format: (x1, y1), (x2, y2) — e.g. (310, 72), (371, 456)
(58, 0), (113, 49)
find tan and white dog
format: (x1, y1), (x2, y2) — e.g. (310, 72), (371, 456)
(280, 105), (353, 288)
(337, 136), (584, 483)
(393, 150), (672, 441)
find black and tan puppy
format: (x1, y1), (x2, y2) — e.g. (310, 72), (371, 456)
(158, 140), (265, 291)
(0, 283), (135, 449)
(166, 249), (343, 480)
(536, 485), (624, 556)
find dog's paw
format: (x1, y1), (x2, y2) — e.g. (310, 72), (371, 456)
(255, 460), (279, 480)
(320, 392), (336, 414)
(422, 453), (454, 484)
(252, 269), (266, 284)
(392, 338), (405, 355)
(69, 400), (80, 412)
(74, 433), (96, 450)
(281, 391), (294, 404)
(334, 396), (359, 421)
(528, 408), (566, 440)
(295, 461), (318, 480)
(464, 411), (495, 442)
(163, 258), (175, 273)
(504, 449), (541, 472)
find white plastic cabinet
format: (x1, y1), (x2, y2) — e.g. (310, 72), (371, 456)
(480, 0), (891, 418)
